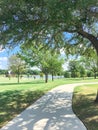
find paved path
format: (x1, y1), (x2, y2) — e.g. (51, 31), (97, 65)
(1, 82), (98, 130)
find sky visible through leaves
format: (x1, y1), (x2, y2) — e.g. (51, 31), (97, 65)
(0, 47), (69, 70)
(0, 46), (20, 69)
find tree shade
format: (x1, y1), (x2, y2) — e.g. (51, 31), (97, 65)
(0, 0), (98, 53)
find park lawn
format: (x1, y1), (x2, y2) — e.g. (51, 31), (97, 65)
(0, 76), (98, 128)
(73, 84), (98, 130)
(0, 77), (75, 128)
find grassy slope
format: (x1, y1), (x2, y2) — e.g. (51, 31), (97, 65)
(73, 84), (98, 130)
(0, 76), (98, 128)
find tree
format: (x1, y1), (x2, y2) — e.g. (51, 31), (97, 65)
(68, 60), (80, 78)
(0, 0), (98, 53)
(64, 71), (71, 78)
(0, 69), (8, 75)
(68, 59), (87, 78)
(86, 57), (98, 79)
(8, 55), (26, 83)
(19, 45), (64, 82)
(87, 70), (93, 77)
(79, 50), (98, 79)
(47, 54), (64, 81)
(65, 41), (98, 80)
(79, 66), (86, 79)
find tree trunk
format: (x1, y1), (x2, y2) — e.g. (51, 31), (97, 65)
(52, 73), (54, 81)
(17, 66), (20, 83)
(94, 72), (97, 79)
(94, 51), (98, 102)
(78, 30), (98, 54)
(45, 73), (48, 83)
(95, 90), (98, 103)
(18, 74), (20, 83)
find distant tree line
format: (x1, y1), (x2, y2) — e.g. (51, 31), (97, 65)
(64, 57), (98, 79)
(0, 69), (8, 75)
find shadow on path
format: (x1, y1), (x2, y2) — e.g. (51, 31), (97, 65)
(1, 84), (88, 130)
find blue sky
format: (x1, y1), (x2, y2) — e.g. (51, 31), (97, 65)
(0, 46), (20, 70)
(0, 32), (73, 70)
(0, 32), (72, 70)
(0, 46), (69, 70)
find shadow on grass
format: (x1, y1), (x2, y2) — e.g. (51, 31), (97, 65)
(0, 80), (45, 86)
(0, 89), (87, 130)
(73, 92), (98, 130)
(0, 90), (45, 128)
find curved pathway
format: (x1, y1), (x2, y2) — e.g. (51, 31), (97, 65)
(1, 82), (98, 130)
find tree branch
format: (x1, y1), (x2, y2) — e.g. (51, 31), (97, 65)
(78, 29), (98, 53)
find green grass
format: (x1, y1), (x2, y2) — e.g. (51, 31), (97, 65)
(73, 84), (98, 130)
(0, 76), (98, 128)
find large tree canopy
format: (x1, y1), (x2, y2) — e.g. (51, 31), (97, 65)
(0, 0), (98, 52)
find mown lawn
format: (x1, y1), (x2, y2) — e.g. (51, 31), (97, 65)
(0, 76), (98, 128)
(73, 84), (98, 130)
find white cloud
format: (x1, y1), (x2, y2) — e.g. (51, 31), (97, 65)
(30, 66), (40, 71)
(0, 57), (8, 61)
(0, 49), (5, 53)
(62, 62), (69, 71)
(0, 57), (8, 70)
(60, 48), (65, 55)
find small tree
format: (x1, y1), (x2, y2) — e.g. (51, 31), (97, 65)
(8, 55), (26, 83)
(47, 54), (64, 81)
(39, 51), (64, 82)
(69, 60), (80, 78)
(81, 54), (98, 79)
(87, 71), (93, 77)
(40, 72), (44, 79)
(79, 66), (86, 79)
(20, 44), (64, 83)
(64, 71), (71, 78)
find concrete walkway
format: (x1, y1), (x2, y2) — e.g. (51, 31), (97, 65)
(1, 82), (98, 130)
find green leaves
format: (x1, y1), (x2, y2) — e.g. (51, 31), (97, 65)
(8, 55), (27, 82)
(0, 0), (98, 54)
(19, 44), (64, 77)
